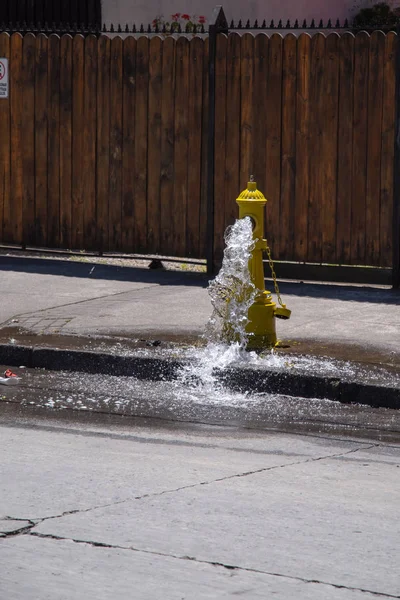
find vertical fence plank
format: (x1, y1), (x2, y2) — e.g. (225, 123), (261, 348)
(121, 36), (136, 253)
(199, 37), (209, 260)
(147, 36), (163, 254)
(337, 33), (355, 264)
(186, 37), (204, 257)
(380, 31), (396, 268)
(83, 35), (97, 250)
(47, 34), (60, 248)
(10, 33), (23, 244)
(21, 33), (36, 247)
(213, 33), (227, 264)
(240, 33), (254, 192)
(308, 33), (325, 263)
(109, 36), (123, 252)
(280, 33), (297, 260)
(224, 32), (241, 228)
(173, 37), (190, 256)
(0, 33), (10, 244)
(97, 35), (111, 253)
(59, 34), (73, 248)
(351, 32), (370, 265)
(366, 31), (385, 266)
(322, 33), (340, 263)
(253, 33), (268, 197)
(160, 37), (175, 255)
(34, 34), (48, 247)
(133, 36), (149, 253)
(294, 33), (311, 262)
(265, 33), (283, 255)
(72, 34), (85, 249)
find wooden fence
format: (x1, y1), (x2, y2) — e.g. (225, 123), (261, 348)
(0, 32), (209, 258)
(0, 29), (398, 274)
(213, 31), (397, 269)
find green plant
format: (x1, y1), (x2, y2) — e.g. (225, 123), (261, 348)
(352, 2), (400, 30)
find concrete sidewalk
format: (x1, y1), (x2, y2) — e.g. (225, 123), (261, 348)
(1, 252), (399, 362)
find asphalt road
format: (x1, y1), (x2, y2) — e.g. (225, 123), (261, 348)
(0, 399), (399, 599)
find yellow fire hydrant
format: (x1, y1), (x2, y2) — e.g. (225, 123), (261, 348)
(236, 178), (291, 348)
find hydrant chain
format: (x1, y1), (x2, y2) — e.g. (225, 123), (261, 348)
(265, 243), (284, 308)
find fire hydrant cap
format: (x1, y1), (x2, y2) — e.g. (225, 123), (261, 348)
(237, 180), (267, 201)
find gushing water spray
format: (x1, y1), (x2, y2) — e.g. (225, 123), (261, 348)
(175, 217), (260, 401)
(205, 217), (257, 348)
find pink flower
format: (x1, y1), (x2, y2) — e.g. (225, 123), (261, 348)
(171, 13), (180, 20)
(198, 15), (206, 23)
(181, 14), (190, 20)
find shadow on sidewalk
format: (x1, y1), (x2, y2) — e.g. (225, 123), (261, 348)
(2, 254), (399, 304)
(0, 255), (209, 287)
(276, 280), (400, 305)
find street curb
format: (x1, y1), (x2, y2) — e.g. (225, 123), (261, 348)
(0, 343), (399, 411)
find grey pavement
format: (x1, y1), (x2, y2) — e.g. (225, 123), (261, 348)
(1, 253), (400, 361)
(0, 407), (399, 599)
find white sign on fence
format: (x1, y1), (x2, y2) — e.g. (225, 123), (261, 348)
(0, 58), (9, 98)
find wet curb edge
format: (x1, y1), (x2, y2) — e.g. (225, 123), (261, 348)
(0, 343), (399, 411)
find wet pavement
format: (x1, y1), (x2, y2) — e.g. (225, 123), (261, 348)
(1, 366), (400, 444)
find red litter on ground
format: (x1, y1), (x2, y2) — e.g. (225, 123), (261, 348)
(0, 369), (20, 385)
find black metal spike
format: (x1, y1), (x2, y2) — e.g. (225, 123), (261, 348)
(278, 19), (282, 28)
(318, 19), (323, 28)
(294, 19), (299, 28)
(147, 23), (151, 33)
(335, 19), (340, 28)
(286, 19), (291, 28)
(110, 23), (114, 32)
(230, 19), (234, 28)
(344, 19), (349, 28)
(270, 19), (275, 28)
(327, 19), (332, 28)
(102, 23), (106, 32)
(132, 24), (136, 32)
(237, 19), (242, 29)
(162, 23), (166, 33)
(201, 24), (205, 33)
(125, 23), (129, 32)
(261, 19), (266, 28)
(254, 19), (258, 28)
(310, 19), (315, 28)
(117, 24), (122, 32)
(302, 19), (307, 28)
(139, 24), (144, 32)
(245, 19), (250, 28)
(178, 23), (182, 32)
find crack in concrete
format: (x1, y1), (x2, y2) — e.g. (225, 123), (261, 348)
(28, 531), (399, 598)
(0, 518), (37, 539)
(5, 443), (376, 527)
